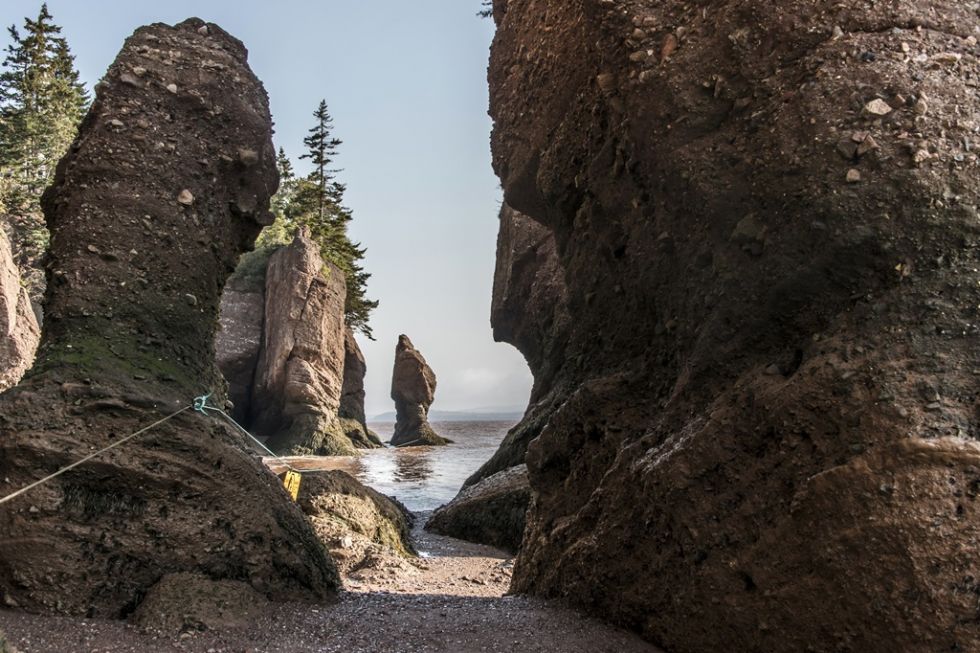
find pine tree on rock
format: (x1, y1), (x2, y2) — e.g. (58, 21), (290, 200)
(255, 100), (377, 339)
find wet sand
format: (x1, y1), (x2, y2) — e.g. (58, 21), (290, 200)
(0, 514), (663, 653)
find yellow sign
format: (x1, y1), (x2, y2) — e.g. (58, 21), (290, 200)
(283, 471), (302, 501)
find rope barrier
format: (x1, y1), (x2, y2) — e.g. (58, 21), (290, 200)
(0, 404), (192, 507)
(0, 391), (355, 507)
(192, 394), (345, 474)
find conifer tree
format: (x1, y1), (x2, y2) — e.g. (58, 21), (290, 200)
(0, 3), (87, 286)
(257, 101), (378, 338)
(256, 147), (296, 248)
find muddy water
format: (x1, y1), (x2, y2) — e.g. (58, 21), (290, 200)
(272, 421), (516, 511)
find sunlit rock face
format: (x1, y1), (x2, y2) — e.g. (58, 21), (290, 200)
(0, 18), (338, 617)
(249, 230), (354, 456)
(0, 229), (40, 393)
(390, 335), (448, 447)
(488, 0), (980, 651)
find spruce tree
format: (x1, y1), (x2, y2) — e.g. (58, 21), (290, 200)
(257, 101), (378, 338)
(0, 3), (87, 289)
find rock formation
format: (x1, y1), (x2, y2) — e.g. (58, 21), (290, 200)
(297, 470), (415, 575)
(0, 229), (40, 393)
(248, 230), (354, 455)
(432, 205), (566, 547)
(390, 335), (447, 447)
(427, 464), (529, 553)
(0, 19), (337, 617)
(216, 245), (381, 454)
(339, 327), (383, 448)
(466, 204), (569, 486)
(488, 1), (980, 651)
(215, 256), (265, 424)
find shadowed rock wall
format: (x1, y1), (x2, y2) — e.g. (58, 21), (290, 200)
(488, 0), (980, 651)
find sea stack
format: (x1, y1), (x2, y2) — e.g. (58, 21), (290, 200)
(390, 334), (447, 446)
(249, 229), (353, 455)
(0, 18), (337, 616)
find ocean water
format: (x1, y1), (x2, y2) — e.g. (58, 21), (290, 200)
(343, 420), (515, 511)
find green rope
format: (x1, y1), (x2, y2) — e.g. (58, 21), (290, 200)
(0, 391), (349, 508)
(193, 393), (344, 474)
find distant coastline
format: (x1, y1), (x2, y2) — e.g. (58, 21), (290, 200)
(370, 408), (524, 423)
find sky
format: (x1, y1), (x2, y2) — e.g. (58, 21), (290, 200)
(2, 0), (533, 417)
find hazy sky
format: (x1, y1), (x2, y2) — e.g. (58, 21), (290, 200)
(3, 0), (533, 416)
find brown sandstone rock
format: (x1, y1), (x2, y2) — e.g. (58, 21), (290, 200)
(250, 230), (352, 455)
(489, 0), (980, 651)
(339, 327), (383, 448)
(427, 464), (530, 553)
(0, 18), (337, 617)
(0, 229), (39, 393)
(390, 335), (448, 447)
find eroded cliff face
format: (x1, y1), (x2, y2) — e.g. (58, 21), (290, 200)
(339, 327), (382, 448)
(490, 1), (980, 651)
(250, 230), (352, 455)
(466, 204), (569, 486)
(0, 19), (337, 616)
(390, 335), (448, 447)
(0, 229), (39, 393)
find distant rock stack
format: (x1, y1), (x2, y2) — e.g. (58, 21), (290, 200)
(339, 327), (383, 448)
(0, 18), (337, 616)
(0, 228), (40, 392)
(390, 335), (448, 446)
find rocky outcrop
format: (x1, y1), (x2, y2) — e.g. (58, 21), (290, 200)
(0, 19), (337, 617)
(298, 470), (415, 575)
(339, 327), (382, 448)
(427, 464), (529, 553)
(249, 230), (352, 455)
(0, 229), (40, 393)
(390, 335), (448, 447)
(489, 1), (980, 652)
(465, 204), (569, 486)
